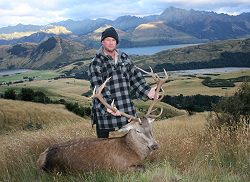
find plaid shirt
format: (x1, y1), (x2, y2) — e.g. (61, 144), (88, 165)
(88, 47), (150, 130)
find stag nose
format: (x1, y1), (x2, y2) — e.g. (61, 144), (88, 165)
(151, 144), (159, 150)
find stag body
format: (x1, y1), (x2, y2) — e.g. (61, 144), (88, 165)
(37, 118), (157, 172)
(37, 67), (167, 172)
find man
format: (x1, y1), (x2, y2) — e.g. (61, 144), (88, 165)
(88, 27), (157, 138)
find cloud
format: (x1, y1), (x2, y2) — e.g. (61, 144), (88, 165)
(0, 0), (250, 28)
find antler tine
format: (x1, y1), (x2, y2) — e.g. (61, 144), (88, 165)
(136, 66), (168, 118)
(136, 66), (159, 82)
(91, 77), (140, 123)
(91, 77), (117, 113)
(146, 108), (163, 118)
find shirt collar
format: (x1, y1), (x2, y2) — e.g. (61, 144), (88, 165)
(98, 46), (120, 64)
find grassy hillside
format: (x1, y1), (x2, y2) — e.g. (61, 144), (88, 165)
(0, 77), (91, 104)
(0, 74), (249, 181)
(0, 111), (249, 181)
(0, 98), (87, 133)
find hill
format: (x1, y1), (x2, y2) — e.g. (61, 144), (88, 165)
(133, 38), (250, 71)
(0, 37), (95, 70)
(0, 111), (248, 181)
(63, 38), (250, 79)
(0, 37), (249, 78)
(0, 98), (87, 133)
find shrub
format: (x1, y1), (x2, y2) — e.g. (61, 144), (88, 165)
(65, 102), (91, 117)
(208, 82), (250, 131)
(19, 88), (35, 101)
(202, 77), (235, 87)
(4, 88), (16, 100)
(162, 94), (222, 112)
(33, 91), (51, 104)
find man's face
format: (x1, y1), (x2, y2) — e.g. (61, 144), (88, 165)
(102, 37), (117, 52)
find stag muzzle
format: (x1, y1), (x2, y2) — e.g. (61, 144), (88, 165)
(148, 143), (159, 150)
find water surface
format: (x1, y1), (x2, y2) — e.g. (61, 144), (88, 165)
(121, 44), (198, 55)
(0, 69), (31, 76)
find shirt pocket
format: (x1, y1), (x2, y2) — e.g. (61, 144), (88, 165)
(120, 64), (130, 81)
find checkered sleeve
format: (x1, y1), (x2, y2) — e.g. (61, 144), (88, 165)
(129, 63), (151, 100)
(88, 60), (112, 115)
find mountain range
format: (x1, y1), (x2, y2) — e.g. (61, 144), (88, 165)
(1, 7), (250, 48)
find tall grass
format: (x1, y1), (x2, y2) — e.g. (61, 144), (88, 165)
(0, 112), (249, 181)
(0, 99), (87, 133)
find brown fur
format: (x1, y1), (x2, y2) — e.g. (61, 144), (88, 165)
(37, 119), (158, 172)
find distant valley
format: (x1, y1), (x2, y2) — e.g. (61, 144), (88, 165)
(0, 36), (249, 80)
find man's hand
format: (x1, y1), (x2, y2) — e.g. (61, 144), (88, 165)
(107, 108), (121, 116)
(147, 86), (159, 99)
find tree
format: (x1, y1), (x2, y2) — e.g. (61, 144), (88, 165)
(33, 91), (51, 103)
(208, 82), (250, 130)
(4, 88), (16, 100)
(19, 88), (34, 101)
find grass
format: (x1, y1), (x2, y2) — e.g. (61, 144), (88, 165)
(0, 78), (91, 105)
(0, 69), (249, 181)
(0, 99), (87, 133)
(0, 105), (249, 181)
(1, 69), (248, 103)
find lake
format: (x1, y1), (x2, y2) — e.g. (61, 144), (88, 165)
(0, 69), (31, 76)
(169, 67), (250, 76)
(121, 44), (198, 55)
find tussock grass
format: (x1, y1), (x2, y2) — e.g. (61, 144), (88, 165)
(149, 113), (249, 181)
(0, 110), (249, 181)
(0, 98), (87, 133)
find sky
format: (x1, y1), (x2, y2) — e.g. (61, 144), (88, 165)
(0, 0), (250, 28)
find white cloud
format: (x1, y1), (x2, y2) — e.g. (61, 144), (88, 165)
(0, 0), (250, 28)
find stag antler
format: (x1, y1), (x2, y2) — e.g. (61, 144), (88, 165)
(136, 66), (168, 118)
(90, 77), (141, 123)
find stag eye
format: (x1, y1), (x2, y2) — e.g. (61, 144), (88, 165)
(136, 130), (142, 134)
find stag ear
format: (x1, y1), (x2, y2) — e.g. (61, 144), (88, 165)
(147, 118), (155, 124)
(117, 122), (135, 132)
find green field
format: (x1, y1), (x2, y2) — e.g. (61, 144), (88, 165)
(149, 69), (250, 96)
(1, 69), (249, 102)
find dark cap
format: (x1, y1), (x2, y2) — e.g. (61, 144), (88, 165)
(101, 27), (119, 44)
